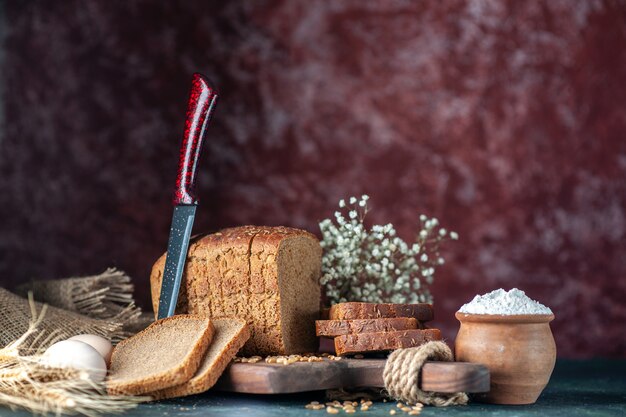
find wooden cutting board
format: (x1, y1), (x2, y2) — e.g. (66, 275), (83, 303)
(215, 358), (489, 394)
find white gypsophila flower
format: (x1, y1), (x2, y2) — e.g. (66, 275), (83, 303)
(319, 196), (456, 305)
(450, 231), (459, 240)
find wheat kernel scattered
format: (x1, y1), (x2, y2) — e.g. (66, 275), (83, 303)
(361, 405), (369, 411)
(327, 406), (339, 414)
(408, 411), (421, 415)
(389, 410), (396, 415)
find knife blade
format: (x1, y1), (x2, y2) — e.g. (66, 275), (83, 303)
(157, 73), (218, 319)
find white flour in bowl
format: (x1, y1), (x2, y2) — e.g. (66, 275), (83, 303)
(458, 288), (552, 315)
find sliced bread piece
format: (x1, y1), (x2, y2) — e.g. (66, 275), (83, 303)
(334, 328), (442, 355)
(315, 317), (419, 337)
(329, 302), (434, 322)
(107, 315), (214, 395)
(151, 318), (250, 400)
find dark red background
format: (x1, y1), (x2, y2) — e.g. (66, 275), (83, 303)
(1, 1), (625, 358)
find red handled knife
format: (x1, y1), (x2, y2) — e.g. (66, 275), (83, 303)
(157, 73), (218, 319)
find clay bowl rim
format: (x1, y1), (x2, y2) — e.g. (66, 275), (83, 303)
(455, 311), (555, 323)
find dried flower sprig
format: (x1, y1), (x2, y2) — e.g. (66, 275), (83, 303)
(319, 195), (458, 305)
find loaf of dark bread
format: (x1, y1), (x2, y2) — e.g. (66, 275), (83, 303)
(315, 318), (419, 337)
(150, 226), (322, 356)
(329, 302), (433, 322)
(334, 328), (442, 355)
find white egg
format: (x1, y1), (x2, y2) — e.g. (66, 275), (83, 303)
(68, 334), (113, 367)
(41, 340), (107, 382)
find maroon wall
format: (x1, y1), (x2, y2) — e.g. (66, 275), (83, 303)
(1, 1), (625, 358)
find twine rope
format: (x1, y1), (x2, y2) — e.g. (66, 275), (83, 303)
(383, 341), (469, 406)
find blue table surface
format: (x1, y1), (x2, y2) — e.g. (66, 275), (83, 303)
(1, 359), (624, 417)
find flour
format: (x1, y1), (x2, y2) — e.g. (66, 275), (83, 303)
(458, 288), (552, 315)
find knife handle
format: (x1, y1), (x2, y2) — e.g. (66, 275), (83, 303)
(174, 73), (218, 205)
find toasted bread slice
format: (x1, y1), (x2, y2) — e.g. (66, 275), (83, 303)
(334, 328), (442, 355)
(152, 318), (250, 400)
(316, 317), (419, 337)
(107, 315), (214, 395)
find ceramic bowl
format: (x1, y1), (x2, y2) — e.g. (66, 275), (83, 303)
(455, 312), (556, 405)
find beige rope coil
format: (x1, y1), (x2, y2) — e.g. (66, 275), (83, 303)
(383, 341), (469, 406)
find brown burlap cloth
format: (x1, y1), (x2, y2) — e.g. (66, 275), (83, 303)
(16, 268), (140, 321)
(1, 269), (146, 349)
(383, 341), (468, 406)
